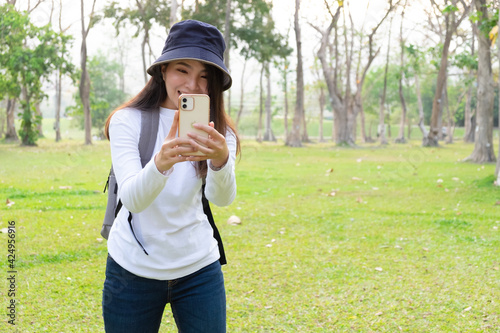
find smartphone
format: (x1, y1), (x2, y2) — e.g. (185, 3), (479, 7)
(178, 94), (210, 156)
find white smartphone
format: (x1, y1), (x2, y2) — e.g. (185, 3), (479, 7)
(178, 94), (210, 156)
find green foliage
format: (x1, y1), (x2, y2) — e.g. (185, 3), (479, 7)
(0, 4), (73, 146)
(182, 0), (291, 64)
(470, 3), (498, 36)
(453, 51), (478, 71)
(66, 53), (128, 138)
(104, 0), (170, 37)
(442, 4), (459, 15)
(362, 64), (403, 116)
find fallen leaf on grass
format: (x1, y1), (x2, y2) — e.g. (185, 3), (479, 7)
(375, 267), (383, 272)
(227, 215), (241, 225)
(326, 168), (334, 173)
(375, 312), (383, 316)
(59, 186), (72, 190)
(96, 238), (103, 243)
(6, 199), (14, 207)
(356, 197), (363, 203)
(463, 306), (472, 312)
(352, 177), (362, 181)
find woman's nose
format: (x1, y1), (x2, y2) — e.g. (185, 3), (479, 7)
(185, 77), (202, 92)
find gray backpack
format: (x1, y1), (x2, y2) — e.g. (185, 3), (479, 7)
(101, 109), (226, 263)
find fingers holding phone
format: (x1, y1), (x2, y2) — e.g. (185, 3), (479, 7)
(154, 110), (194, 174)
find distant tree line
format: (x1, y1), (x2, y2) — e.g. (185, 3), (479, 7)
(1, 0), (500, 173)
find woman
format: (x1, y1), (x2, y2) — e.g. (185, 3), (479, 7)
(102, 20), (240, 333)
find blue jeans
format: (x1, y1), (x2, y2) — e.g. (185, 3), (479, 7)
(102, 255), (226, 333)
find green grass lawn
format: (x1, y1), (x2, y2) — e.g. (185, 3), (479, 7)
(0, 135), (499, 332)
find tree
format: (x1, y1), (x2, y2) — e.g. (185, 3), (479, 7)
(465, 0), (495, 163)
(378, 17), (393, 145)
(314, 0), (397, 146)
(228, 2), (291, 142)
(274, 51), (293, 141)
(395, 2), (408, 144)
(79, 0), (97, 145)
(67, 53), (128, 139)
(312, 57), (327, 142)
(287, 0), (304, 147)
(0, 3), (71, 145)
(54, 0), (75, 142)
(423, 0), (470, 147)
(184, 0), (285, 130)
(495, 7), (500, 181)
(406, 44), (429, 138)
(104, 0), (170, 85)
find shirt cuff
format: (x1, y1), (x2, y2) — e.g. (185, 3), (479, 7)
(209, 160), (227, 171)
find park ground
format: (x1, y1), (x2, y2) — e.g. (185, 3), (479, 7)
(0, 119), (499, 332)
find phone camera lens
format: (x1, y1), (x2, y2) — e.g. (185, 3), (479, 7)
(182, 98), (187, 102)
(182, 104), (187, 109)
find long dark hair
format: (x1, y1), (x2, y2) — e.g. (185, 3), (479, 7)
(104, 63), (240, 178)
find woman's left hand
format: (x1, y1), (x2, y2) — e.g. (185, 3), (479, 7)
(186, 122), (229, 168)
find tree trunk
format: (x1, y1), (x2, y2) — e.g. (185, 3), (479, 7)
(223, 0), (231, 116)
(415, 74), (427, 137)
(5, 99), (19, 142)
(263, 63), (275, 142)
(301, 104), (309, 143)
(286, 0), (303, 147)
(407, 117), (412, 139)
(464, 30), (475, 142)
(54, 69), (62, 142)
(319, 85), (325, 142)
(444, 81), (454, 144)
(283, 62), (289, 141)
(0, 101), (5, 139)
(257, 64), (264, 142)
(379, 19), (391, 145)
(80, 0), (93, 145)
(496, 3), (500, 181)
(236, 60), (246, 127)
(396, 12), (406, 144)
(35, 102), (44, 138)
(424, 14), (453, 146)
(463, 82), (475, 142)
(140, 27), (149, 85)
(466, 0), (495, 163)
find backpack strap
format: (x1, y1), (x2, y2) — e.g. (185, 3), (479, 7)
(202, 182), (226, 265)
(139, 110), (160, 168)
(123, 109), (160, 255)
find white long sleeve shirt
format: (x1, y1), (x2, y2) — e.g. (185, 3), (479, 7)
(107, 107), (237, 280)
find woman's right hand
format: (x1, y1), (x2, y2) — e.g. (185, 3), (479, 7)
(154, 111), (195, 174)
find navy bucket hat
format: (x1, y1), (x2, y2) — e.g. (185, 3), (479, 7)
(147, 20), (232, 91)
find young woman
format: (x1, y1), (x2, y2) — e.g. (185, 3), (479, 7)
(102, 20), (240, 333)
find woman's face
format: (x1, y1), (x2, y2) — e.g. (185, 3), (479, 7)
(161, 60), (209, 109)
